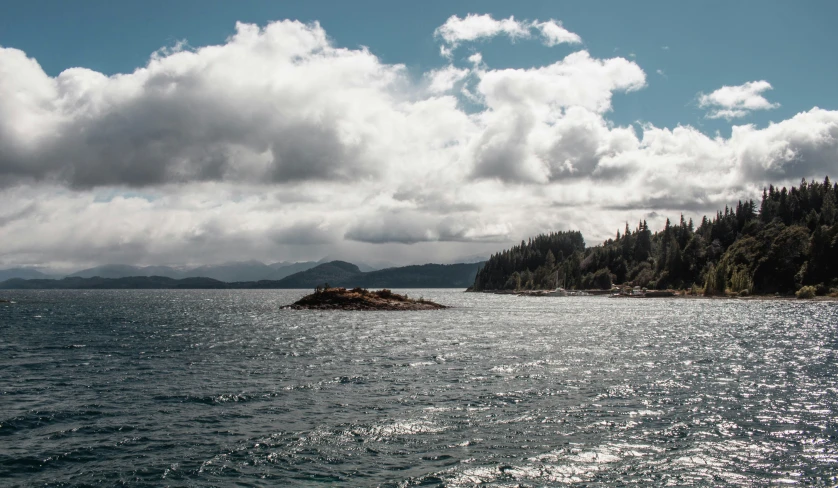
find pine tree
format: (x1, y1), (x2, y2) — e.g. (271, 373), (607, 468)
(822, 191), (836, 225)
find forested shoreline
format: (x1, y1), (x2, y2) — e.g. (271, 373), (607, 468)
(472, 177), (838, 297)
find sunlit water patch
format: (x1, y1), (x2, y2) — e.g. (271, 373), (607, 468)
(1, 290), (837, 486)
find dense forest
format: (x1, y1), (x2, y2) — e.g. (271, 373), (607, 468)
(472, 177), (838, 296)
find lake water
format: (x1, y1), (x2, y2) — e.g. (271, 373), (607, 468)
(1, 290), (837, 486)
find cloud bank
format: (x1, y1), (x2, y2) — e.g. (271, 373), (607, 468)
(0, 18), (836, 269)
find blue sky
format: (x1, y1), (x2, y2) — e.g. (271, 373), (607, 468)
(1, 1), (837, 269)
(3, 0), (836, 134)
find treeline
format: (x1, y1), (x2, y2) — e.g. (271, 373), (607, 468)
(472, 177), (838, 295)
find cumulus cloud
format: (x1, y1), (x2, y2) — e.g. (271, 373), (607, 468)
(532, 20), (583, 46)
(0, 21), (411, 188)
(468, 51), (646, 182)
(425, 65), (470, 93)
(731, 107), (838, 180)
(475, 50), (646, 113)
(434, 14), (532, 46)
(434, 14), (582, 53)
(0, 19), (837, 270)
(698, 80), (780, 119)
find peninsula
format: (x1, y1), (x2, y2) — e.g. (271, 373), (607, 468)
(472, 177), (838, 298)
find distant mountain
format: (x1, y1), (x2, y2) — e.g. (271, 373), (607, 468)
(267, 261), (363, 288)
(69, 264), (172, 279)
(140, 266), (186, 278)
(0, 276), (227, 289)
(343, 263), (483, 288)
(448, 254), (490, 264)
(354, 262), (378, 272)
(254, 261), (483, 289)
(0, 268), (54, 281)
(65, 260), (322, 282)
(1, 260), (485, 289)
(316, 256), (377, 272)
(365, 260), (398, 270)
(265, 261), (319, 279)
(187, 260), (275, 282)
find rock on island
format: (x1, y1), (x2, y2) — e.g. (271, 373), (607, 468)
(284, 287), (447, 310)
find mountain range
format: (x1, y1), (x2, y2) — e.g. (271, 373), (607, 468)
(63, 260), (322, 282)
(0, 268), (55, 281)
(0, 260), (484, 289)
(0, 259), (339, 282)
(0, 254), (488, 283)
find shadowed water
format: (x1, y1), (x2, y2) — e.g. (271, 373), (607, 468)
(1, 290), (837, 486)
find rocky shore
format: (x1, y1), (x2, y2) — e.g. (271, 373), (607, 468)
(284, 287), (447, 310)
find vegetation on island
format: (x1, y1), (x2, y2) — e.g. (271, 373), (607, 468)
(285, 286), (447, 310)
(473, 177), (838, 297)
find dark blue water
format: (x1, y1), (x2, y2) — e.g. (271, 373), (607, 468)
(1, 290), (837, 486)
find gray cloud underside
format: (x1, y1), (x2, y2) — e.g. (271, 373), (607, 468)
(344, 213), (509, 244)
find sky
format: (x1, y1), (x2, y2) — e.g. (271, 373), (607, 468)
(1, 1), (837, 270)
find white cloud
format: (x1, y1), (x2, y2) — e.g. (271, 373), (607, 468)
(434, 14), (531, 45)
(476, 51), (646, 114)
(0, 19), (836, 270)
(532, 20), (582, 46)
(698, 80), (780, 119)
(707, 108), (749, 120)
(731, 107), (838, 181)
(425, 65), (470, 93)
(434, 14), (582, 54)
(467, 51), (646, 183)
(0, 21), (419, 187)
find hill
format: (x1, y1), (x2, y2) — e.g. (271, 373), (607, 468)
(0, 261), (484, 289)
(62, 260), (320, 281)
(0, 268), (54, 281)
(0, 276), (228, 289)
(249, 261), (483, 289)
(473, 177), (838, 296)
(348, 263), (482, 288)
(186, 260), (278, 282)
(266, 261), (320, 279)
(261, 261), (363, 288)
(69, 264), (181, 279)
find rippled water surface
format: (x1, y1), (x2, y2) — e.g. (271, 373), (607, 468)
(2, 290), (838, 486)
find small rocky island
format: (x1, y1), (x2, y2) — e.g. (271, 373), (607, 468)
(285, 286), (447, 310)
